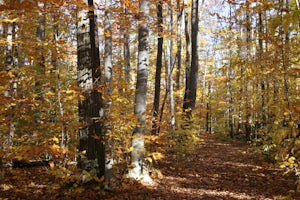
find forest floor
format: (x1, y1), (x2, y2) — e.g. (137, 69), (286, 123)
(1, 133), (300, 200)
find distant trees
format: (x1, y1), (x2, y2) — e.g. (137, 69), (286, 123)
(1, 0), (300, 189)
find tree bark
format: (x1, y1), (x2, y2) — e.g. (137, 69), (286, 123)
(183, 0), (199, 115)
(77, 0), (105, 179)
(152, 0), (163, 135)
(183, 0), (191, 112)
(176, 0), (182, 90)
(104, 0), (113, 187)
(128, 0), (151, 182)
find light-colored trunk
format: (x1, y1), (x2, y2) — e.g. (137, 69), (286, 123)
(104, 0), (114, 188)
(128, 0), (152, 183)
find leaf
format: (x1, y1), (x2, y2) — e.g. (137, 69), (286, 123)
(145, 157), (152, 163)
(49, 161), (55, 169)
(50, 137), (59, 144)
(2, 18), (19, 23)
(126, 146), (134, 153)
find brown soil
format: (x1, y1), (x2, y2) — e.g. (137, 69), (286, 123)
(1, 134), (300, 200)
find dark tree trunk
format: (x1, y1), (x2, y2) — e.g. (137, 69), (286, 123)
(183, 0), (199, 115)
(152, 0), (163, 135)
(123, 6), (131, 84)
(176, 0), (182, 90)
(77, 0), (105, 179)
(183, 0), (191, 112)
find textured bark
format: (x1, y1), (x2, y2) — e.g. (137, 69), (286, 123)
(183, 0), (191, 111)
(258, 9), (266, 127)
(189, 0), (199, 109)
(152, 0), (163, 135)
(123, 6), (131, 84)
(128, 0), (151, 182)
(183, 0), (199, 115)
(167, 0), (176, 134)
(77, 0), (105, 179)
(176, 0), (182, 90)
(245, 0), (252, 141)
(104, 0), (113, 187)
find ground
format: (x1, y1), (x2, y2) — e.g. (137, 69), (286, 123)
(1, 134), (300, 200)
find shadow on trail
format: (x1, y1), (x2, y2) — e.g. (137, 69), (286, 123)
(154, 134), (299, 200)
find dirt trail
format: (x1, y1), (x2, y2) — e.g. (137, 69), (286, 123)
(153, 134), (300, 200)
(102, 134), (300, 200)
(1, 134), (300, 199)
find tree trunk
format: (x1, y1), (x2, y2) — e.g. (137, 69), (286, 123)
(176, 0), (182, 90)
(128, 0), (151, 182)
(183, 0), (191, 112)
(167, 0), (176, 135)
(152, 0), (163, 135)
(183, 0), (199, 115)
(123, 6), (131, 85)
(77, 0), (105, 179)
(104, 0), (113, 187)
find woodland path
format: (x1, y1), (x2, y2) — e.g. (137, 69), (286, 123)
(1, 134), (300, 199)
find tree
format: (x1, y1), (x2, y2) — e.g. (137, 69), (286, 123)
(104, 0), (113, 186)
(183, 0), (201, 116)
(152, 0), (163, 135)
(77, 0), (105, 179)
(128, 0), (151, 182)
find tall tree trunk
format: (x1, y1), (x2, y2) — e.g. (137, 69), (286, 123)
(104, 0), (113, 187)
(152, 0), (163, 135)
(77, 0), (105, 179)
(245, 0), (252, 141)
(168, 0), (176, 134)
(128, 0), (151, 182)
(258, 8), (266, 128)
(52, 12), (68, 151)
(123, 3), (131, 85)
(183, 0), (199, 116)
(280, 0), (293, 136)
(183, 0), (191, 112)
(176, 0), (182, 90)
(227, 4), (234, 138)
(4, 21), (17, 147)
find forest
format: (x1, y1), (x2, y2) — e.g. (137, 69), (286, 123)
(1, 0), (300, 199)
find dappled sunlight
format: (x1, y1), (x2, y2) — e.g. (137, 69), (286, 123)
(169, 186), (262, 200)
(222, 161), (263, 169)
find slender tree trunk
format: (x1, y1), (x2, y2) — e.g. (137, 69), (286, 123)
(128, 0), (151, 182)
(280, 0), (293, 136)
(258, 8), (266, 127)
(52, 13), (68, 151)
(167, 0), (176, 134)
(183, 0), (199, 116)
(227, 4), (234, 138)
(104, 0), (113, 187)
(183, 0), (191, 112)
(152, 0), (163, 135)
(176, 0), (182, 90)
(245, 0), (252, 141)
(4, 21), (17, 146)
(123, 4), (131, 85)
(77, 0), (105, 179)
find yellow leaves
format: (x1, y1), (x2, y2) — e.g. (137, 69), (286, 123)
(126, 146), (134, 153)
(2, 18), (19, 23)
(0, 184), (13, 191)
(49, 161), (55, 169)
(149, 152), (164, 161)
(49, 137), (59, 144)
(104, 31), (111, 37)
